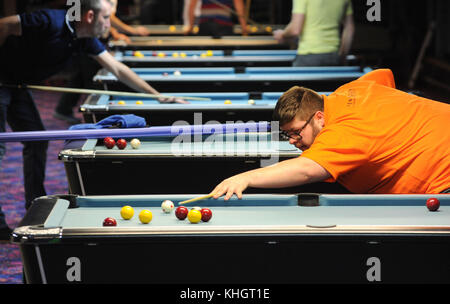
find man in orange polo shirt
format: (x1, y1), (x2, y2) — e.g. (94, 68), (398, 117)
(211, 69), (450, 200)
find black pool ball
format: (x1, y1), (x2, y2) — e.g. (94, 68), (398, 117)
(426, 198), (440, 211)
(103, 217), (117, 226)
(103, 137), (115, 149)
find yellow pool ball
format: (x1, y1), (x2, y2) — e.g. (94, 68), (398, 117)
(187, 209), (202, 224)
(200, 53), (207, 58)
(117, 100), (126, 105)
(169, 25), (176, 32)
(180, 52), (187, 58)
(172, 52), (179, 57)
(206, 50), (213, 56)
(139, 209), (153, 224)
(135, 100), (143, 105)
(157, 52), (166, 57)
(193, 25), (199, 34)
(133, 51), (144, 58)
(251, 26), (258, 33)
(120, 205), (134, 220)
(224, 99), (232, 104)
(265, 26), (273, 33)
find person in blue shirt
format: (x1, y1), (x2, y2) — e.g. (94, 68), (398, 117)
(0, 0), (183, 241)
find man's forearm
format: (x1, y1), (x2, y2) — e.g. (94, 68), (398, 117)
(339, 15), (355, 57)
(246, 156), (330, 189)
(114, 62), (160, 95)
(0, 15), (21, 47)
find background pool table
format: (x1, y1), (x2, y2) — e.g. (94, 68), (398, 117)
(12, 193), (450, 284)
(114, 49), (297, 67)
(79, 91), (332, 125)
(94, 66), (372, 92)
(137, 24), (283, 36)
(108, 35), (290, 51)
(58, 132), (349, 196)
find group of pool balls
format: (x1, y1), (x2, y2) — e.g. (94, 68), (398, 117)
(103, 137), (141, 149)
(133, 50), (215, 59)
(102, 200), (213, 226)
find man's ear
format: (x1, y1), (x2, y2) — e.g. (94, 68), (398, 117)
(83, 10), (95, 24)
(315, 111), (325, 127)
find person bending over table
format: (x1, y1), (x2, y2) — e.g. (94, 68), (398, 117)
(54, 0), (151, 124)
(211, 69), (450, 200)
(184, 0), (248, 37)
(0, 0), (184, 240)
(273, 0), (354, 66)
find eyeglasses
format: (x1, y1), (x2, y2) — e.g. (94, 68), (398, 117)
(280, 113), (315, 141)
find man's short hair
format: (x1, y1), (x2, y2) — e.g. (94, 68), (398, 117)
(80, 0), (104, 15)
(273, 86), (324, 125)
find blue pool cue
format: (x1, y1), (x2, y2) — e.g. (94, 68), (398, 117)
(0, 122), (270, 142)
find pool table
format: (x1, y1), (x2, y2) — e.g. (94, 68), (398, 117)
(94, 66), (372, 92)
(137, 24), (283, 36)
(79, 91), (332, 125)
(108, 35), (290, 51)
(58, 132), (348, 196)
(12, 193), (450, 283)
(114, 49), (296, 67)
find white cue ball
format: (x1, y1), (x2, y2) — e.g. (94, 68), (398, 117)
(173, 70), (182, 76)
(248, 99), (255, 105)
(130, 138), (141, 149)
(161, 200), (174, 213)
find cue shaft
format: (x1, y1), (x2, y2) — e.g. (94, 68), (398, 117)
(0, 122), (270, 142)
(3, 84), (211, 101)
(178, 194), (214, 205)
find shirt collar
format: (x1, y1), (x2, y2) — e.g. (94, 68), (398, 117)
(65, 13), (77, 38)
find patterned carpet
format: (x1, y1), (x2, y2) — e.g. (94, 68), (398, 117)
(0, 90), (83, 284)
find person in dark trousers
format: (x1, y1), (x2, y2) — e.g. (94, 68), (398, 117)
(0, 0), (184, 241)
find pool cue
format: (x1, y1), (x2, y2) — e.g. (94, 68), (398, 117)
(0, 83), (211, 101)
(178, 194), (214, 205)
(0, 121), (271, 142)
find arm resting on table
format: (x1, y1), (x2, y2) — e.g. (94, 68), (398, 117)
(212, 156), (331, 200)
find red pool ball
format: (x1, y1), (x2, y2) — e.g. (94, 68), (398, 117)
(175, 206), (189, 220)
(103, 217), (117, 226)
(426, 198), (440, 211)
(116, 138), (127, 149)
(103, 137), (115, 149)
(201, 208), (212, 222)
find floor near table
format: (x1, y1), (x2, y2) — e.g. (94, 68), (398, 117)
(0, 90), (75, 284)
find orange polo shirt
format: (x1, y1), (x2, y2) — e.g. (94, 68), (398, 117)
(301, 69), (450, 194)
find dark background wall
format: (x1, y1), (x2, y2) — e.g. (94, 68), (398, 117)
(1, 0), (449, 101)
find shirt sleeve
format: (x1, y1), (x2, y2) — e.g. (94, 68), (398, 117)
(356, 69), (396, 88)
(300, 125), (369, 182)
(292, 0), (307, 14)
(19, 10), (54, 38)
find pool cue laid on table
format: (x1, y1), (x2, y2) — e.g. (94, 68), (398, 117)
(0, 122), (271, 142)
(0, 83), (211, 101)
(178, 194), (214, 205)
